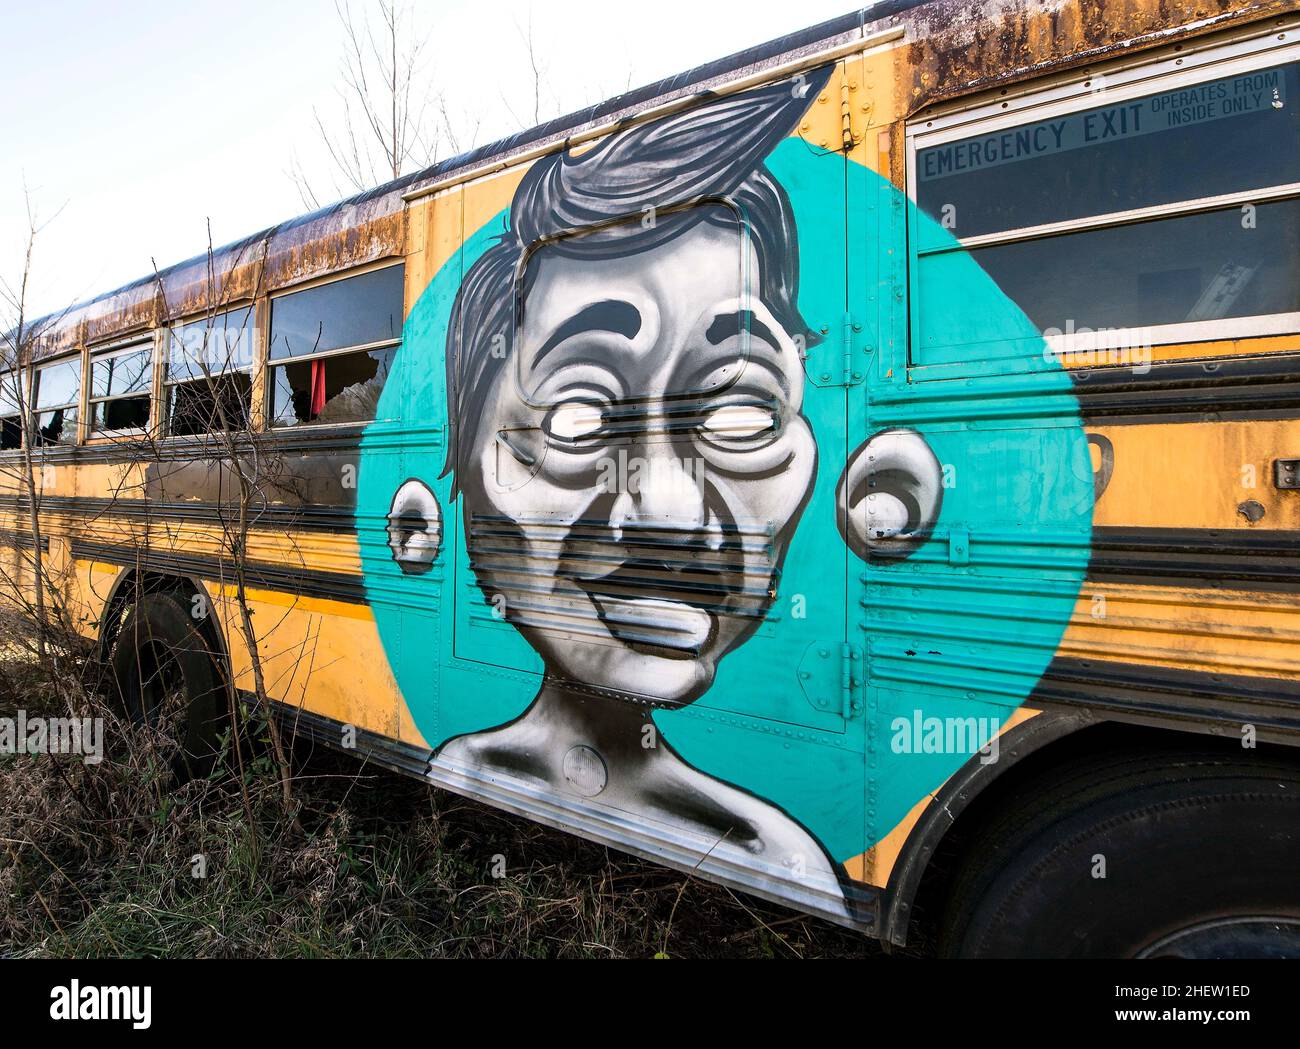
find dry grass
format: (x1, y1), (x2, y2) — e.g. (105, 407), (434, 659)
(0, 630), (885, 959)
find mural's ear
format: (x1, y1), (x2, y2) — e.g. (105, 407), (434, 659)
(836, 429), (943, 560)
(387, 479), (443, 575)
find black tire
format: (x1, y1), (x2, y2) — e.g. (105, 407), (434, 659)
(939, 748), (1300, 958)
(108, 591), (225, 779)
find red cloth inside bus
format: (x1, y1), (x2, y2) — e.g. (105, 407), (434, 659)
(309, 359), (327, 417)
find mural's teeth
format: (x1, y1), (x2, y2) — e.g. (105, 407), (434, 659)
(588, 594), (712, 649)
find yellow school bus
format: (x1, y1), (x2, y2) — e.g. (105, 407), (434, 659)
(4, 0), (1300, 957)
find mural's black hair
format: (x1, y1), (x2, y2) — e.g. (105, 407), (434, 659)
(442, 64), (833, 498)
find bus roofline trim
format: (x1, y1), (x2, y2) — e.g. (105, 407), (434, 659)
(400, 26), (907, 205)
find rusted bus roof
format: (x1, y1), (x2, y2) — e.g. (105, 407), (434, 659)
(35, 185), (412, 358)
(903, 0), (1299, 111)
(29, 0), (1295, 359)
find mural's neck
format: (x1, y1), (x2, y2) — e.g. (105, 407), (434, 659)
(531, 676), (671, 767)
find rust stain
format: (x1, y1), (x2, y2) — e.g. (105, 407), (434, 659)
(895, 0), (1299, 116)
(36, 192), (408, 359)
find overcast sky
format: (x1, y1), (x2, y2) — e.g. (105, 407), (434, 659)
(0, 0), (863, 318)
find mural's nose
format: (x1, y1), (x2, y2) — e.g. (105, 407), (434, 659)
(607, 442), (706, 534)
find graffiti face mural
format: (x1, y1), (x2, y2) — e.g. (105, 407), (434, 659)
(365, 60), (1092, 923)
(467, 216), (819, 703)
(402, 68), (883, 913)
(429, 77), (835, 692)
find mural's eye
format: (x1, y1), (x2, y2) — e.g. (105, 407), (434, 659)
(546, 401), (605, 442)
(701, 404), (775, 440)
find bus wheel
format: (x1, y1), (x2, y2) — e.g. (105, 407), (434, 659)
(108, 591), (225, 780)
(938, 749), (1300, 958)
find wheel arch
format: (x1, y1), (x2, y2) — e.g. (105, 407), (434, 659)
(96, 568), (230, 678)
(880, 709), (1300, 947)
(878, 707), (1092, 946)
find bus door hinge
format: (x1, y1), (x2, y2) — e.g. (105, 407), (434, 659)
(841, 642), (864, 720)
(811, 313), (865, 387)
(797, 641), (864, 721)
(1274, 459), (1300, 489)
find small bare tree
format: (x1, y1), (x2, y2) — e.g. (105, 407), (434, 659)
(0, 195), (307, 819)
(292, 0), (583, 205)
(0, 189), (72, 663)
(501, 12), (559, 132)
(148, 227), (306, 816)
(291, 0), (446, 209)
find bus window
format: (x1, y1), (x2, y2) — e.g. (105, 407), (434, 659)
(89, 342), (152, 436)
(941, 200), (1300, 331)
(166, 307), (254, 436)
(911, 56), (1300, 364)
(267, 264), (403, 428)
(0, 372), (21, 450)
(33, 356), (81, 446)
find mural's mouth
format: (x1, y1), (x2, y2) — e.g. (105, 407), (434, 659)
(472, 498), (776, 660)
(585, 591), (716, 657)
(572, 552), (752, 658)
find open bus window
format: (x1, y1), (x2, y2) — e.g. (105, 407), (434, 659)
(165, 307), (254, 435)
(89, 343), (152, 436)
(267, 265), (403, 428)
(0, 372), (21, 450)
(36, 409), (77, 446)
(168, 372), (253, 436)
(269, 346), (395, 427)
(33, 356), (81, 447)
(911, 58), (1300, 364)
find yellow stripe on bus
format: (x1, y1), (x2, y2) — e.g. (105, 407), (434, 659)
(1060, 334), (1300, 369)
(1092, 418), (1300, 530)
(1062, 581), (1300, 681)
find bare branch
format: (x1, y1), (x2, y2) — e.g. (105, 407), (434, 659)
(296, 0), (441, 198)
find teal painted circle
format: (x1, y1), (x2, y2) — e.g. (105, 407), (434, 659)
(358, 139), (1093, 864)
